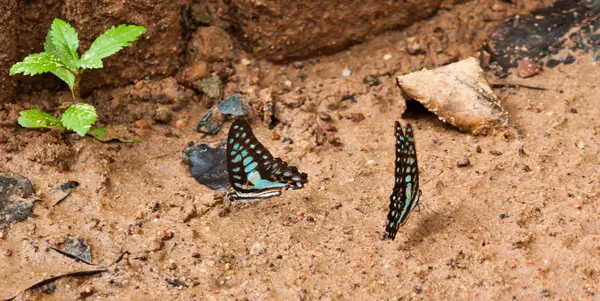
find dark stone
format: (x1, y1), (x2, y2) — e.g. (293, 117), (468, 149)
(0, 173), (36, 229)
(196, 94), (250, 135)
(563, 55), (576, 64)
(340, 94), (357, 103)
(64, 236), (92, 261)
(545, 58), (562, 68)
(362, 75), (381, 86)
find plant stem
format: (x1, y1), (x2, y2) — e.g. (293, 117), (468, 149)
(73, 75), (81, 102)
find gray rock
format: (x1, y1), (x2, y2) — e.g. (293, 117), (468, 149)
(0, 173), (37, 229)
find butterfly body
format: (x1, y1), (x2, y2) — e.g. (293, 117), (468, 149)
(226, 119), (308, 201)
(385, 121), (421, 240)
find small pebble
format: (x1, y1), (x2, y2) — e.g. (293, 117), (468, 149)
(78, 284), (94, 298)
(283, 146), (293, 153)
(306, 216), (315, 223)
(154, 105), (172, 123)
(292, 62), (304, 69)
(349, 113), (365, 123)
(241, 58), (251, 65)
(4, 249), (12, 257)
(490, 150), (503, 156)
(282, 137), (293, 144)
(175, 118), (188, 129)
(0, 231), (5, 239)
(250, 243), (266, 255)
(475, 145), (482, 153)
(318, 112), (331, 121)
(135, 119), (151, 129)
(563, 55), (576, 64)
(569, 108), (577, 113)
(517, 58), (541, 78)
(456, 157), (470, 167)
(540, 289), (550, 298)
(414, 286), (423, 294)
(168, 259), (177, 270)
(499, 213), (509, 219)
(272, 132), (281, 140)
(366, 159), (376, 166)
(162, 231), (175, 240)
(576, 141), (585, 149)
(406, 37), (422, 55)
(491, 3), (505, 11)
(334, 203), (342, 209)
(296, 210), (305, 216)
(323, 124), (338, 132)
(329, 137), (343, 147)
(362, 75), (381, 86)
(284, 80), (293, 88)
(342, 67), (351, 77)
(340, 95), (357, 103)
(383, 53), (392, 60)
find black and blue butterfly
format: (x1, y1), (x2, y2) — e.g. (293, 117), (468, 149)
(226, 119), (308, 201)
(384, 121), (422, 240)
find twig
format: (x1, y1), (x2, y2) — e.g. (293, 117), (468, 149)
(4, 269), (106, 301)
(491, 83), (547, 91)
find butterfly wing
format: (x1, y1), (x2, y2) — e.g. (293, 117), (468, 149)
(226, 119), (308, 199)
(385, 122), (420, 240)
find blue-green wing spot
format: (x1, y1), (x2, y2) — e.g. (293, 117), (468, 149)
(226, 119), (309, 201)
(385, 121), (421, 240)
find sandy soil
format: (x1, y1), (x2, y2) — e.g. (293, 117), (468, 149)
(1, 0), (599, 300)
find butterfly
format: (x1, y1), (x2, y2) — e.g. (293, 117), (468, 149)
(226, 119), (308, 201)
(384, 121), (422, 240)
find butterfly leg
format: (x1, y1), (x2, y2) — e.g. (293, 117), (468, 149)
(217, 194), (233, 217)
(420, 218), (431, 235)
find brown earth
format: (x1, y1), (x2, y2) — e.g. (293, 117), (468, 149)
(1, 0), (187, 100)
(2, 0), (599, 300)
(229, 0), (448, 62)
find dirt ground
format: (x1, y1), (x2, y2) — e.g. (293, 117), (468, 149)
(1, 0), (599, 300)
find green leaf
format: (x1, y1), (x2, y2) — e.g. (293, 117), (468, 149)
(60, 103), (97, 136)
(44, 18), (80, 70)
(87, 127), (141, 143)
(18, 109), (61, 129)
(79, 24), (146, 69)
(50, 67), (76, 91)
(9, 53), (64, 76)
(76, 57), (103, 69)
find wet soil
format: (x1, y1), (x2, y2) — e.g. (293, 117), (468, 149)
(1, 0), (599, 300)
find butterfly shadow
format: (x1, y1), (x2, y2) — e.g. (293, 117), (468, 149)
(403, 202), (458, 245)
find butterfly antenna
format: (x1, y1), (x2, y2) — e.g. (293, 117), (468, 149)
(416, 170), (443, 216)
(421, 169), (443, 187)
(420, 219), (431, 235)
(136, 150), (181, 168)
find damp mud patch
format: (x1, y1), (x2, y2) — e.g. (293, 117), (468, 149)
(183, 140), (229, 190)
(483, 0), (600, 77)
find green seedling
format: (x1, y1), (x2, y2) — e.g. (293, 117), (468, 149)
(10, 18), (146, 141)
